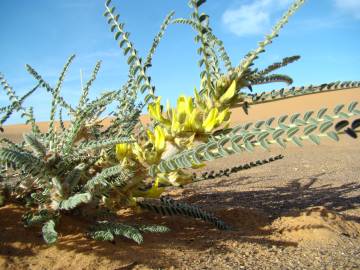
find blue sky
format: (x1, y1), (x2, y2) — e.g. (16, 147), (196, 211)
(0, 0), (359, 124)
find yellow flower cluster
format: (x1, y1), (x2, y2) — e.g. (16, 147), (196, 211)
(116, 125), (166, 165)
(148, 80), (237, 139)
(114, 80), (238, 199)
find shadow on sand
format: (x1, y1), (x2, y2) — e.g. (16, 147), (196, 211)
(1, 174), (359, 268)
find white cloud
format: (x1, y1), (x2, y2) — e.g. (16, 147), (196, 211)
(222, 0), (293, 36)
(334, 0), (360, 19)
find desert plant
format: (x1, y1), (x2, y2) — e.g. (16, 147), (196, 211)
(0, 0), (359, 244)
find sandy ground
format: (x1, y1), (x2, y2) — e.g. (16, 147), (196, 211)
(0, 88), (360, 269)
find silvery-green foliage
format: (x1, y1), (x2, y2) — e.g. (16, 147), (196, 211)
(42, 219), (58, 244)
(138, 196), (230, 230)
(0, 52), (138, 243)
(88, 221), (170, 244)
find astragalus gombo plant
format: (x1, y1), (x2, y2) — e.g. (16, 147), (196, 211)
(0, 0), (359, 244)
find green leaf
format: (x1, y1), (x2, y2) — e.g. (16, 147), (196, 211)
(196, 0), (207, 7)
(59, 193), (92, 211)
(279, 123), (289, 129)
(294, 118), (307, 125)
(317, 108), (327, 119)
(22, 210), (52, 227)
(118, 226), (143, 244)
(119, 39), (126, 48)
(137, 225), (170, 233)
(338, 112), (350, 119)
(230, 135), (243, 153)
(323, 115), (333, 121)
(303, 111), (314, 122)
(42, 220), (58, 244)
(90, 230), (114, 241)
(244, 140), (254, 152)
(308, 117), (318, 125)
(23, 133), (46, 157)
(348, 101), (358, 113)
(326, 131), (339, 142)
(149, 165), (157, 177)
(244, 123), (253, 130)
(157, 163), (167, 174)
(276, 138), (286, 148)
(166, 160), (177, 171)
(114, 31), (121, 40)
(199, 14), (208, 22)
(257, 131), (270, 141)
(144, 94), (153, 103)
(287, 126), (299, 137)
(272, 129), (285, 140)
(218, 137), (231, 157)
(335, 120), (349, 131)
(353, 109), (360, 115)
(254, 120), (265, 129)
(181, 154), (193, 167)
(127, 55), (136, 65)
(278, 115), (288, 124)
(319, 121), (333, 133)
(308, 134), (320, 145)
(265, 117), (275, 126)
(291, 136), (303, 147)
(259, 139), (270, 150)
(333, 104), (344, 115)
(243, 133), (255, 142)
(174, 157), (185, 168)
(352, 119), (360, 130)
(290, 113), (300, 123)
(124, 47), (131, 56)
(304, 124), (317, 135)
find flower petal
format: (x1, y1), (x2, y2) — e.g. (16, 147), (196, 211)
(154, 126), (166, 152)
(219, 80), (236, 104)
(203, 108), (219, 132)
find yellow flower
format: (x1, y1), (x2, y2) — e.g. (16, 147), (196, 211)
(217, 108), (231, 125)
(115, 143), (132, 160)
(188, 108), (203, 131)
(174, 133), (195, 149)
(154, 125), (166, 152)
(166, 99), (173, 119)
(167, 171), (193, 186)
(147, 126), (166, 153)
(194, 87), (206, 110)
(146, 129), (155, 143)
(171, 111), (182, 135)
(219, 80), (236, 104)
(176, 96), (187, 124)
(203, 108), (219, 132)
(132, 142), (145, 162)
(148, 97), (170, 125)
(140, 177), (165, 198)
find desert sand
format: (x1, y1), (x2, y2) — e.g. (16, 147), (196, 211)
(0, 87), (360, 269)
